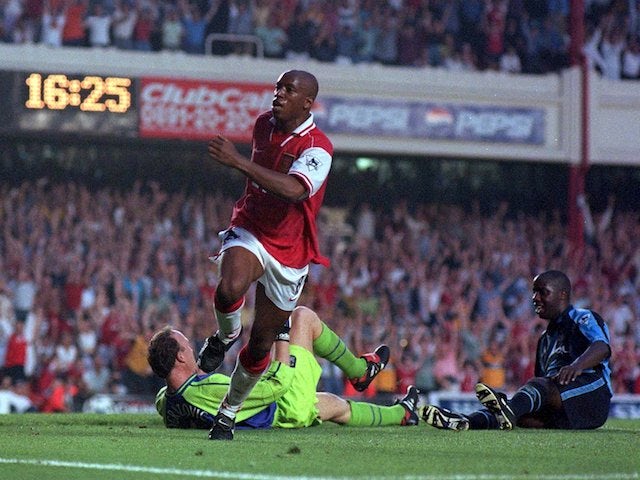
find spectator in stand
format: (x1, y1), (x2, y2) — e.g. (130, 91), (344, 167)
(61, 0), (87, 47)
(10, 14), (34, 43)
(132, 5), (155, 52)
(63, 268), (85, 319)
(374, 12), (398, 65)
(40, 0), (66, 47)
(160, 5), (183, 51)
(204, 0), (229, 55)
(2, 320), (27, 383)
(227, 0), (253, 55)
(0, 377), (36, 413)
(254, 13), (286, 59)
(459, 41), (479, 70)
(41, 375), (78, 412)
(17, 0), (42, 42)
(76, 314), (97, 358)
(81, 352), (112, 395)
(0, 279), (14, 366)
(51, 330), (78, 376)
(334, 23), (358, 65)
(112, 0), (137, 50)
(500, 44), (522, 73)
(181, 0), (220, 54)
(396, 18), (422, 67)
(84, 2), (112, 47)
(13, 267), (36, 324)
(432, 340), (461, 391)
(482, 0), (508, 69)
(122, 324), (158, 394)
(250, 0), (270, 31)
(395, 351), (420, 395)
(457, 0), (484, 56)
(611, 335), (639, 393)
(622, 34), (640, 79)
(539, 15), (569, 72)
(584, 11), (627, 79)
(479, 336), (507, 389)
(1, 0), (23, 42)
(355, 15), (379, 63)
(284, 7), (314, 61)
(336, 0), (358, 30)
(422, 8), (448, 68)
(312, 18), (337, 62)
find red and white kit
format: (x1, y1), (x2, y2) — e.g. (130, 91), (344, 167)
(229, 111), (333, 269)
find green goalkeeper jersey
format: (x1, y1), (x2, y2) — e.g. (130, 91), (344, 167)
(155, 359), (295, 429)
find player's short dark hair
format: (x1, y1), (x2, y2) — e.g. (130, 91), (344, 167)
(147, 326), (179, 379)
(538, 270), (572, 297)
(288, 70), (319, 100)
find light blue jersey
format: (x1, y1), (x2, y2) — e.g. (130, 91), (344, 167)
(536, 305), (612, 395)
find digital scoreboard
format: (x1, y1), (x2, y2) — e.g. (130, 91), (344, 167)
(0, 70), (138, 137)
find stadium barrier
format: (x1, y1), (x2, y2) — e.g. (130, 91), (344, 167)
(79, 391), (640, 419)
(82, 394), (157, 414)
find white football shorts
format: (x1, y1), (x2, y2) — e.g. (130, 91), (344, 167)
(212, 226), (309, 311)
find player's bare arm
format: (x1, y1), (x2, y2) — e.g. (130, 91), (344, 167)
(208, 134), (308, 202)
(553, 340), (611, 385)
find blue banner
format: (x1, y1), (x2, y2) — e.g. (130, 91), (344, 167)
(313, 97), (545, 145)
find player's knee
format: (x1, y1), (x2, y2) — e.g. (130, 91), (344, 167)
(528, 377), (554, 393)
(215, 279), (249, 307)
(527, 377), (561, 409)
(291, 306), (317, 325)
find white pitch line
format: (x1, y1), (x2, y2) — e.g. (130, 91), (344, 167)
(0, 458), (638, 480)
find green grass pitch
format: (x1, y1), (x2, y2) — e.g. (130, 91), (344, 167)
(0, 414), (638, 480)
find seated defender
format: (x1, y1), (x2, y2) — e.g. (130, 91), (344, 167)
(422, 270), (612, 431)
(148, 306), (419, 430)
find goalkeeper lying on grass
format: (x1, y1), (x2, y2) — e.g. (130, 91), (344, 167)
(148, 306), (419, 430)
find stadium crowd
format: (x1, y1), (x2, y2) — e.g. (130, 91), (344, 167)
(0, 178), (639, 413)
(1, 0), (640, 79)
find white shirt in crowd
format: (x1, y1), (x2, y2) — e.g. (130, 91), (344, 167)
(41, 11), (66, 47)
(85, 10), (113, 47)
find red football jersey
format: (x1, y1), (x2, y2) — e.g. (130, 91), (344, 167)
(230, 112), (333, 268)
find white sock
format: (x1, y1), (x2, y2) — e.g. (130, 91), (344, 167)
(218, 395), (242, 419)
(215, 301), (244, 344)
(224, 360), (264, 415)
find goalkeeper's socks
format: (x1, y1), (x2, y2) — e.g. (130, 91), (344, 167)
(346, 400), (405, 426)
(312, 322), (366, 378)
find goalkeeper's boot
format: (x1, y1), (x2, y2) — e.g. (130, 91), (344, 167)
(349, 345), (390, 391)
(398, 385), (420, 426)
(208, 411), (235, 441)
(197, 329), (241, 373)
(421, 405), (469, 431)
(475, 382), (516, 430)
